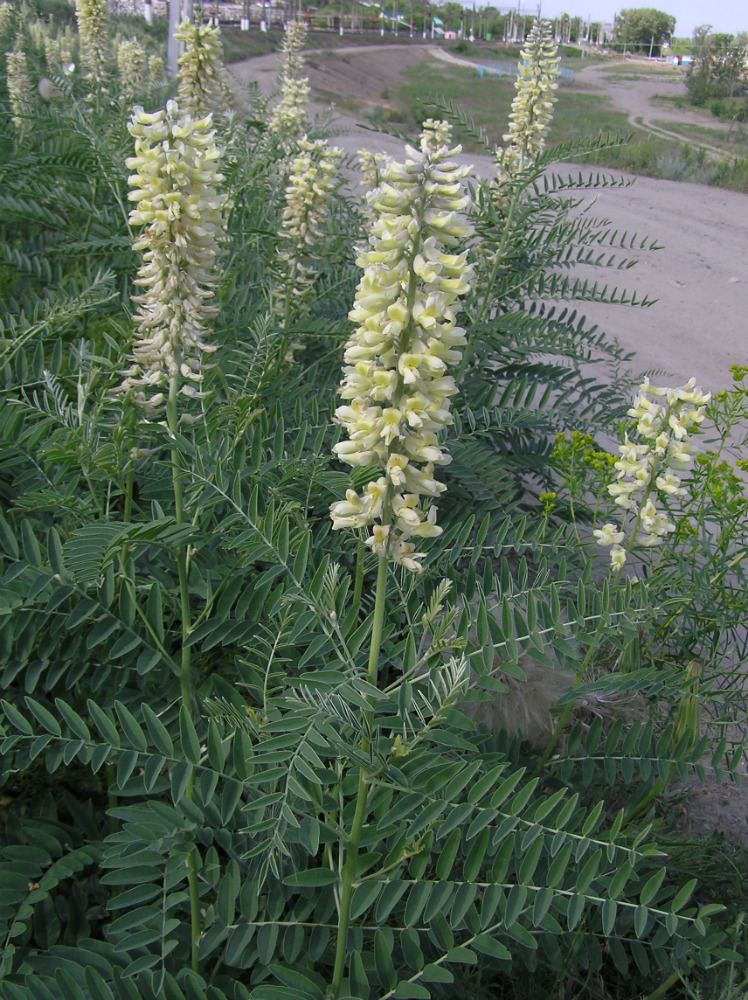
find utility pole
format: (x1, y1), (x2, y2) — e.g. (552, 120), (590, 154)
(167, 0), (191, 77)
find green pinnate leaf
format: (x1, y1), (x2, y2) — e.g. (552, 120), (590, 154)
(25, 697), (61, 736)
(142, 703), (174, 757)
(114, 701), (147, 751)
(87, 700), (120, 746)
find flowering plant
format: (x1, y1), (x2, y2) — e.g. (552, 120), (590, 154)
(595, 378), (710, 569)
(267, 19), (309, 140)
(120, 100), (225, 414)
(330, 120), (474, 572)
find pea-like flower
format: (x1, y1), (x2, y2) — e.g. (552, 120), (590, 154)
(276, 137), (341, 326)
(593, 523), (625, 547)
(119, 100), (225, 414)
(75, 0), (107, 87)
(495, 19), (559, 196)
(597, 378), (710, 568)
(267, 19), (309, 141)
(175, 17), (232, 118)
(330, 121), (474, 572)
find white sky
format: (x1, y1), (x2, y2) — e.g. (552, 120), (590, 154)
(511, 0), (746, 37)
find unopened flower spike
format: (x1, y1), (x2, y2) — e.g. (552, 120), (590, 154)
(119, 100), (225, 415)
(0, 3), (15, 37)
(330, 119), (474, 573)
(596, 377), (711, 570)
(6, 37), (32, 130)
(117, 39), (146, 99)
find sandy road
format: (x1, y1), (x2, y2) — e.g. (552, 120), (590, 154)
(230, 46), (748, 393)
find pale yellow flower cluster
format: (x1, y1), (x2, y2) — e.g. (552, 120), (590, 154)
(276, 137), (341, 321)
(44, 30), (74, 73)
(6, 41), (32, 129)
(0, 4), (15, 38)
(357, 149), (388, 222)
(175, 17), (232, 119)
(595, 378), (710, 568)
(267, 20), (309, 140)
(117, 39), (146, 98)
(330, 121), (474, 573)
(28, 17), (46, 52)
(120, 100), (225, 413)
(75, 0), (107, 85)
(148, 54), (164, 86)
(495, 19), (559, 188)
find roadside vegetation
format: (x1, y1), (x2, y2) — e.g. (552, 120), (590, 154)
(387, 57), (748, 191)
(1, 10), (748, 1000)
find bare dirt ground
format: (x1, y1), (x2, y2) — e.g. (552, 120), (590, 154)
(230, 44), (748, 846)
(230, 44), (747, 394)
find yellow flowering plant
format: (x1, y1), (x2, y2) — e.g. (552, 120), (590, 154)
(175, 14), (233, 119)
(330, 119), (474, 574)
(267, 19), (309, 141)
(0, 20), (744, 1000)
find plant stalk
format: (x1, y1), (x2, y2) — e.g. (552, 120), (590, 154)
(167, 372), (200, 973)
(330, 553), (388, 997)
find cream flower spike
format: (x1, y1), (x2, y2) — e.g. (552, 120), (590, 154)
(597, 378), (710, 569)
(6, 40), (32, 129)
(268, 19), (309, 141)
(175, 16), (233, 118)
(119, 101), (225, 414)
(75, 0), (107, 89)
(276, 137), (342, 328)
(494, 19), (559, 196)
(330, 120), (474, 573)
(117, 39), (146, 99)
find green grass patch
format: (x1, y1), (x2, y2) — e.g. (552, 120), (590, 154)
(220, 27), (282, 62)
(391, 59), (748, 191)
(651, 117), (748, 154)
(600, 68), (681, 81)
(396, 62), (641, 147)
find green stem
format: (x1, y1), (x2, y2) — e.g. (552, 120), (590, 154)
(352, 536), (366, 614)
(622, 776), (667, 828)
(642, 967), (683, 1000)
(123, 404), (137, 525)
(167, 373), (200, 973)
(330, 554), (388, 998)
